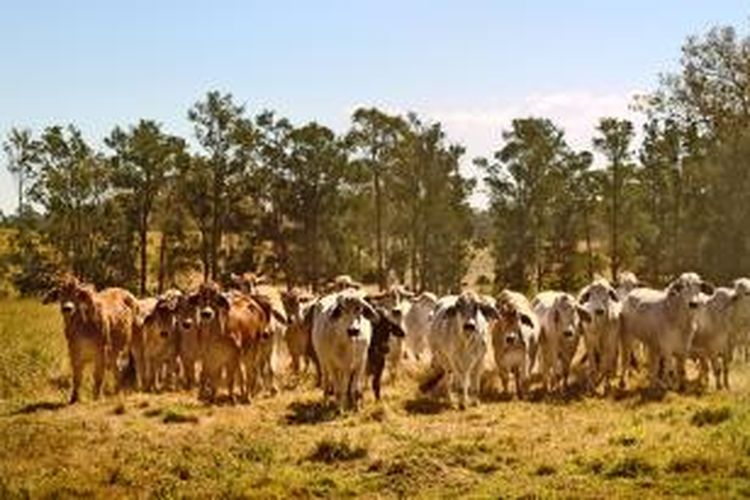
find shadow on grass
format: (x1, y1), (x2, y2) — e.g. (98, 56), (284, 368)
(403, 397), (452, 415)
(13, 400), (67, 415)
(285, 400), (340, 425)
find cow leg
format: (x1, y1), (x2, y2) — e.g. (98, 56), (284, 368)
(708, 354), (722, 390)
(372, 358), (385, 400)
(675, 353), (687, 391)
(93, 347), (106, 400)
(498, 367), (509, 394)
(182, 355), (196, 390)
(69, 342), (83, 404)
(722, 350), (730, 389)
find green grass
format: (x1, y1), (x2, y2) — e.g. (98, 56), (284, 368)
(1, 298), (750, 498)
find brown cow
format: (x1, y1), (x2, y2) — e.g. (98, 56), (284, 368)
(44, 276), (138, 403)
(281, 289), (318, 378)
(139, 290), (183, 391)
(189, 283), (275, 403)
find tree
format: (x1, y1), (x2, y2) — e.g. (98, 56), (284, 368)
(3, 128), (37, 216)
(106, 120), (186, 295)
(480, 118), (568, 292)
(593, 117), (636, 280)
(188, 91), (256, 279)
(347, 108), (407, 290)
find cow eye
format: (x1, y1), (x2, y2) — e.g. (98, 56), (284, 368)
(580, 292), (590, 303)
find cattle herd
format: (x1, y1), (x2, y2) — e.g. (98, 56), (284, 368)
(41, 270), (750, 410)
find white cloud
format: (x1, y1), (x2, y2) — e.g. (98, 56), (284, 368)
(425, 90), (644, 208)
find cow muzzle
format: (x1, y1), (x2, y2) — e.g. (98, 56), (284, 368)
(689, 301), (699, 309)
(463, 320), (477, 332)
(595, 308), (605, 317)
(181, 319), (193, 330)
(200, 308), (215, 320)
(347, 327), (360, 338)
(61, 302), (75, 314)
(563, 329), (575, 339)
(506, 334), (517, 345)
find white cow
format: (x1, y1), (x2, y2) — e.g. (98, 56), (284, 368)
(533, 291), (590, 393)
(490, 290), (540, 398)
(311, 290), (378, 410)
(616, 271), (641, 300)
(577, 278), (621, 394)
(423, 291), (498, 409)
(403, 292), (438, 361)
(692, 287), (736, 390)
(620, 272), (714, 390)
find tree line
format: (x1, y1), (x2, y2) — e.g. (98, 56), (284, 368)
(3, 23), (750, 296)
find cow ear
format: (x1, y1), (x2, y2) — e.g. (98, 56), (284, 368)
(608, 289), (619, 302)
(360, 300), (379, 322)
(479, 303), (499, 320)
(520, 314), (534, 329)
(700, 282), (715, 295)
(577, 306), (592, 324)
(217, 293), (231, 311)
(331, 303), (343, 319)
(187, 293), (200, 307)
(43, 288), (59, 304)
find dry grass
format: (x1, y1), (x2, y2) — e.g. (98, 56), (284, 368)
(1, 299), (750, 498)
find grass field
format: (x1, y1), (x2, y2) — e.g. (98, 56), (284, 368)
(1, 299), (750, 498)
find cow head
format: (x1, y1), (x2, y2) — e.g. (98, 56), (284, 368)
(229, 272), (268, 295)
(189, 282), (231, 324)
(614, 271), (641, 299)
(330, 292), (378, 338)
(668, 272), (714, 310)
(44, 276), (98, 323)
(495, 291), (535, 350)
(446, 291), (498, 336)
(366, 286), (414, 325)
(551, 293), (589, 348)
(579, 278), (619, 322)
(144, 289), (184, 350)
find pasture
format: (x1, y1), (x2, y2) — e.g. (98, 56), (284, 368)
(0, 299), (749, 498)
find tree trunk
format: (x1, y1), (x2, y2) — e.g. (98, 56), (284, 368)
(157, 231), (167, 294)
(374, 168), (385, 291)
(584, 210), (594, 281)
(139, 211), (149, 296)
(611, 162), (620, 281)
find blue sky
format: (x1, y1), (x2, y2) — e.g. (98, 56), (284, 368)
(1, 1), (748, 212)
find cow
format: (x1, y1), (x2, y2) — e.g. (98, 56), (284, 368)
(532, 291), (590, 393)
(43, 276), (138, 403)
(366, 285), (414, 382)
(280, 288), (319, 378)
(615, 271), (641, 300)
(490, 290), (540, 398)
(228, 272), (269, 295)
(619, 272), (714, 390)
(174, 293), (202, 390)
(324, 275), (363, 293)
(367, 311), (406, 400)
(139, 290), (183, 392)
(422, 291), (498, 409)
(403, 292), (438, 361)
(311, 290), (378, 410)
(131, 296), (157, 390)
(577, 278), (621, 394)
(692, 287), (736, 390)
